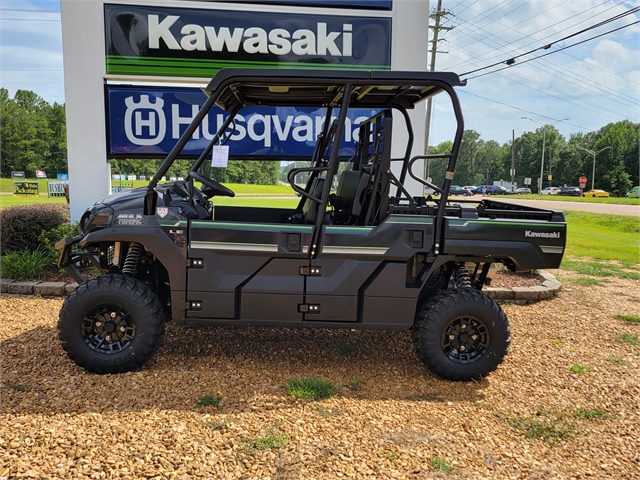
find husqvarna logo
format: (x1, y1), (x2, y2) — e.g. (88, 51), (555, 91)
(124, 95), (166, 146)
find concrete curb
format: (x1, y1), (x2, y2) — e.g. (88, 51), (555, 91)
(485, 270), (562, 305)
(1, 271), (562, 304)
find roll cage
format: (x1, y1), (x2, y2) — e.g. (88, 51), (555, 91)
(144, 68), (466, 256)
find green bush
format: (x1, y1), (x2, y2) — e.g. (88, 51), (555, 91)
(38, 222), (79, 258)
(0, 249), (53, 281)
(286, 377), (337, 400)
(0, 204), (69, 254)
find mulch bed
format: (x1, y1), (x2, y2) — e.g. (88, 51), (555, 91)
(1, 274), (638, 479)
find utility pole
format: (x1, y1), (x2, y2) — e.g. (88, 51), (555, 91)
(424, 0), (454, 180)
(577, 146), (612, 191)
(510, 129), (515, 192)
(522, 117), (568, 194)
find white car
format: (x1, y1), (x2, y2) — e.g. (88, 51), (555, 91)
(463, 185), (477, 192)
(541, 187), (561, 195)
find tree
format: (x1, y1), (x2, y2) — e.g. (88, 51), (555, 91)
(0, 89), (65, 177)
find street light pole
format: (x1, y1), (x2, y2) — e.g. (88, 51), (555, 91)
(522, 117), (568, 194)
(577, 146), (612, 191)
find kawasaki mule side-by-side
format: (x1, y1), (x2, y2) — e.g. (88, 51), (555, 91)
(57, 69), (566, 380)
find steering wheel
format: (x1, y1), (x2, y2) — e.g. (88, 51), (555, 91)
(189, 171), (235, 198)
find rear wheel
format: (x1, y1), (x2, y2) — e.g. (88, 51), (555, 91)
(58, 274), (165, 374)
(413, 289), (510, 381)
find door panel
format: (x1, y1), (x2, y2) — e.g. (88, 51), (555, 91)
(307, 216), (434, 323)
(187, 221), (312, 322)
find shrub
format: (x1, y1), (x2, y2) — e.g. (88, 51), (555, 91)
(0, 204), (69, 254)
(38, 222), (79, 258)
(0, 249), (53, 281)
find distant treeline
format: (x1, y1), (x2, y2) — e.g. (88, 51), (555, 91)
(428, 121), (639, 195)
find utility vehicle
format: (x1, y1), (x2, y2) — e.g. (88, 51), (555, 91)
(57, 69), (566, 380)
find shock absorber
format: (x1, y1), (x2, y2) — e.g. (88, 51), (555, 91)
(122, 242), (143, 275)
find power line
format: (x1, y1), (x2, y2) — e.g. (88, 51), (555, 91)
(458, 90), (592, 131)
(0, 8), (60, 13)
(439, 14), (640, 108)
(465, 20), (640, 79)
(447, 1), (629, 72)
(0, 17), (60, 21)
(444, 49), (637, 123)
(461, 6), (640, 76)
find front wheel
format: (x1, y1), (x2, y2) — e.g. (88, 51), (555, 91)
(58, 274), (165, 374)
(413, 289), (510, 381)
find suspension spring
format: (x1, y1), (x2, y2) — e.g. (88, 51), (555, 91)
(122, 242), (143, 275)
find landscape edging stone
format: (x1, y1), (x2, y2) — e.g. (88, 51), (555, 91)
(485, 270), (561, 305)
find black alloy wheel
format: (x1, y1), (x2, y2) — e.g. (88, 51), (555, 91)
(413, 289), (510, 381)
(59, 274), (165, 374)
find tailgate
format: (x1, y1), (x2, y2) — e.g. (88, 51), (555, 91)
(443, 216), (566, 271)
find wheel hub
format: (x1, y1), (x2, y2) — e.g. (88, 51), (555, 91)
(81, 305), (136, 354)
(441, 315), (490, 363)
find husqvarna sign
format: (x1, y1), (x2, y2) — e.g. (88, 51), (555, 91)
(105, 4), (392, 77)
(107, 86), (377, 158)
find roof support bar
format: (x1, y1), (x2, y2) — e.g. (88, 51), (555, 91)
(310, 82), (353, 258)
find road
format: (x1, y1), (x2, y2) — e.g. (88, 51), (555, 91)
(450, 196), (640, 216)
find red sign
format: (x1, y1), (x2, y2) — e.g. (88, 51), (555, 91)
(579, 176), (587, 187)
(35, 170), (47, 178)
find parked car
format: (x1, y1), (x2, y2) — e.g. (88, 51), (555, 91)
(626, 186), (640, 198)
(541, 187), (561, 195)
(450, 185), (473, 196)
(582, 189), (610, 198)
(470, 185), (507, 195)
(515, 187), (531, 194)
(559, 187), (582, 196)
(463, 185), (477, 192)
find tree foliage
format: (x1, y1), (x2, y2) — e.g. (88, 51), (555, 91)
(1, 88), (67, 177)
(429, 122), (639, 194)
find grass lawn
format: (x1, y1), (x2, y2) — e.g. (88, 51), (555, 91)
(0, 194), (68, 208)
(563, 211), (639, 264)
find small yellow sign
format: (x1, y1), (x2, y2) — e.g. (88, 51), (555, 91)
(13, 181), (39, 198)
(547, 175), (553, 181)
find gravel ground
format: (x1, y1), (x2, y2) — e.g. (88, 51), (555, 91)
(1, 273), (639, 479)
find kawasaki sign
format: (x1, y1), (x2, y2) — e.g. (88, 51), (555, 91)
(105, 5), (391, 77)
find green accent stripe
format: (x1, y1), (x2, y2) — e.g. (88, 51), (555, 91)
(449, 220), (565, 228)
(325, 226), (373, 234)
(106, 55), (390, 77)
(158, 220), (188, 227)
(191, 241), (278, 252)
(386, 216), (434, 224)
(192, 222), (312, 232)
(107, 55), (390, 69)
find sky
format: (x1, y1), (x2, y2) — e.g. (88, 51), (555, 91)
(1, 0), (639, 147)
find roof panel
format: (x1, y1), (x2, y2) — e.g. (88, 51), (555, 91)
(205, 69), (465, 111)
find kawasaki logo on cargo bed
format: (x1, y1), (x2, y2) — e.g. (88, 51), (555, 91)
(525, 231), (561, 239)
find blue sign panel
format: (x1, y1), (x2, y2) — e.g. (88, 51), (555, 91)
(106, 86), (380, 159)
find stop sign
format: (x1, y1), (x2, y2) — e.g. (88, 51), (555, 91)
(579, 176), (587, 187)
